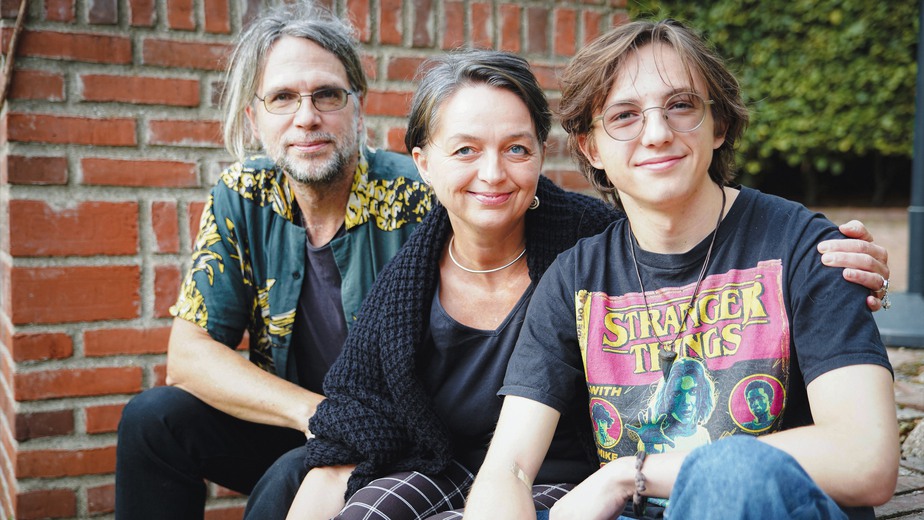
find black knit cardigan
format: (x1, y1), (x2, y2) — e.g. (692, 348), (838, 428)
(305, 176), (623, 497)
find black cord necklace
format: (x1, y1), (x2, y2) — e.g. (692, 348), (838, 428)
(628, 187), (727, 380)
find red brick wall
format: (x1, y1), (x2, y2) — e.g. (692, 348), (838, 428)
(0, 0), (627, 517)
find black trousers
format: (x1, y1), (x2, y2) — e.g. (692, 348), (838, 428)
(114, 386), (306, 520)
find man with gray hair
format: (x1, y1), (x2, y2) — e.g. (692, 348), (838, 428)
(114, 3), (429, 518)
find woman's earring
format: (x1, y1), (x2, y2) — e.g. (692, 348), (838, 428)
(529, 196), (540, 210)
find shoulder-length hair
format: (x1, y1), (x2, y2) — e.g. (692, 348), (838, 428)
(558, 19), (749, 207)
(221, 1), (366, 161)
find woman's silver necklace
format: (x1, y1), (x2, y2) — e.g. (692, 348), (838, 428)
(448, 235), (527, 274)
(628, 187), (726, 378)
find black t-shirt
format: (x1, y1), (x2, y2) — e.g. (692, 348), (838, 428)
(420, 284), (597, 484)
(502, 187), (889, 513)
(292, 225), (349, 393)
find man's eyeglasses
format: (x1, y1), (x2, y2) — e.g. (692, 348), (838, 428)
(255, 88), (353, 115)
(592, 92), (715, 141)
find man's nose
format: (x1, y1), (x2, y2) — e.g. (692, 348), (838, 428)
(639, 109), (673, 146)
(293, 98), (323, 127)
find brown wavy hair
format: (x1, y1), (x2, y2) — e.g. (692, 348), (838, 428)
(558, 19), (749, 207)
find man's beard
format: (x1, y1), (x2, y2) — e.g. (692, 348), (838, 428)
(270, 127), (359, 187)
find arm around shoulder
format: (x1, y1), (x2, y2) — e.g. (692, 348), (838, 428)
(817, 220), (891, 310)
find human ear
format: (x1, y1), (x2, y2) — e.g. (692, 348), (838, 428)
(245, 105), (261, 142)
(712, 119), (727, 150)
(577, 133), (604, 170)
(411, 146), (431, 185)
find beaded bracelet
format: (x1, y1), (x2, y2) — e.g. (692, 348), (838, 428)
(632, 450), (647, 517)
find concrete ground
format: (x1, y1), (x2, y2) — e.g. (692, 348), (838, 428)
(881, 347), (924, 519)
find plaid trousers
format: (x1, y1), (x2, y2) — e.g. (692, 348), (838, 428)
(334, 460), (575, 520)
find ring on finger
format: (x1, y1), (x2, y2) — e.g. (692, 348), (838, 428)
(874, 275), (890, 297)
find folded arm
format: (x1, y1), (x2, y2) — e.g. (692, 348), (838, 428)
(468, 364), (897, 520)
(632, 364), (900, 508)
(166, 318), (321, 435)
(758, 363), (898, 505)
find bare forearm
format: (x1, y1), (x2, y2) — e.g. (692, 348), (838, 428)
(464, 397), (561, 520)
(758, 423), (898, 505)
(463, 463), (536, 520)
(547, 451), (686, 520)
(166, 318), (322, 433)
(286, 465), (355, 520)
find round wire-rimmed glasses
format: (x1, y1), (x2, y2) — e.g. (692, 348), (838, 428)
(591, 92), (715, 141)
(255, 88), (353, 115)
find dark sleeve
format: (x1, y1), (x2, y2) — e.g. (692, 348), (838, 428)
(305, 315), (418, 495)
(785, 212), (892, 384)
(303, 262), (418, 495)
(500, 251), (587, 413)
(169, 183), (251, 348)
(305, 210), (450, 497)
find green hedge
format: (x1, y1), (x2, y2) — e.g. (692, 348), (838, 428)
(628, 1), (917, 182)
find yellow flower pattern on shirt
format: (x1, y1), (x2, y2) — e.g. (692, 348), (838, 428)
(171, 195), (222, 328)
(345, 156), (431, 231)
(169, 151), (429, 376)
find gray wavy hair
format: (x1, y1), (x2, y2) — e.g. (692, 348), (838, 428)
(221, 1), (367, 160)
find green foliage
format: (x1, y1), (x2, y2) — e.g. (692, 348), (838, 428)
(628, 0), (918, 178)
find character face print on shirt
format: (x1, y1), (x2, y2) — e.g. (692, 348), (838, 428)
(730, 375), (784, 432)
(576, 259), (791, 462)
(590, 398), (623, 449)
(625, 357), (716, 454)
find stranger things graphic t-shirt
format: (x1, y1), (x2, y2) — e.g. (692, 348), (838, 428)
(501, 186), (890, 466)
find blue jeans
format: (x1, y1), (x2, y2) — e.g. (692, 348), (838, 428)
(539, 436), (866, 520)
(666, 435), (855, 519)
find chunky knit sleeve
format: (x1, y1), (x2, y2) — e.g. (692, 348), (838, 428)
(304, 207), (454, 497)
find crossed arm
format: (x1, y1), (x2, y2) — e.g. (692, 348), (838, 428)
(463, 364), (897, 520)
